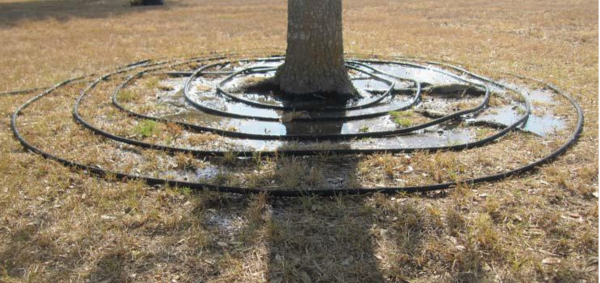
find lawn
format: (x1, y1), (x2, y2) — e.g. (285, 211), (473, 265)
(0, 0), (597, 282)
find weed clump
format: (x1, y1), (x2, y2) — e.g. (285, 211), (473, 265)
(118, 89), (139, 103)
(134, 120), (158, 138)
(221, 151), (238, 166)
(390, 110), (413, 127)
(276, 158), (304, 189)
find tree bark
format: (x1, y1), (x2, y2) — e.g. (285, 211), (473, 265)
(275, 0), (357, 98)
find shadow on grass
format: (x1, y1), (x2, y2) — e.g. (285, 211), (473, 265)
(265, 101), (386, 282)
(0, 0), (172, 27)
(87, 251), (132, 283)
(265, 197), (385, 282)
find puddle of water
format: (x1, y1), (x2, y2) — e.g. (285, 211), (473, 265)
(245, 60), (283, 69)
(176, 125), (475, 152)
(150, 72), (420, 138)
(473, 105), (564, 137)
(189, 84), (415, 122)
(272, 128), (475, 151)
(524, 115), (564, 136)
(352, 78), (390, 91)
(524, 88), (564, 135)
(228, 139), (284, 151)
(474, 106), (521, 126)
(231, 120), (287, 136)
(529, 88), (557, 104)
(160, 61), (421, 120)
(210, 60), (406, 109)
(360, 129), (473, 149)
(161, 106), (415, 137)
(374, 63), (464, 85)
(160, 111), (226, 125)
(418, 95), (484, 114)
(224, 101), (281, 118)
(340, 116), (398, 134)
(146, 60), (568, 151)
(217, 116), (399, 137)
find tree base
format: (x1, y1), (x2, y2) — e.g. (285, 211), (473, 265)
(238, 77), (360, 110)
(273, 64), (360, 100)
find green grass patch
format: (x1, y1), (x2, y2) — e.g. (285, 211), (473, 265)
(118, 89), (138, 103)
(390, 110), (413, 127)
(144, 77), (160, 90)
(475, 128), (493, 139)
(134, 120), (158, 138)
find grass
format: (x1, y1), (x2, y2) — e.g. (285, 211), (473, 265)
(144, 76), (160, 90)
(117, 89), (140, 103)
(174, 152), (198, 170)
(134, 119), (158, 138)
(222, 150), (238, 165)
(275, 157), (304, 189)
(475, 127), (493, 139)
(0, 0), (597, 282)
(389, 110), (413, 127)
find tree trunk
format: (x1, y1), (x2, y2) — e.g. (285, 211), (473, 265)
(275, 0), (357, 98)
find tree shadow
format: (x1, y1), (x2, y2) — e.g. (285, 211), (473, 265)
(265, 197), (385, 282)
(262, 99), (386, 282)
(86, 251), (132, 283)
(0, 0), (173, 27)
(189, 185), (388, 282)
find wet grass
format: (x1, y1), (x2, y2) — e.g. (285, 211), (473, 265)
(389, 110), (413, 127)
(134, 119), (158, 138)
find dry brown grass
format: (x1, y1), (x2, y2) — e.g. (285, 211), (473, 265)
(0, 0), (597, 282)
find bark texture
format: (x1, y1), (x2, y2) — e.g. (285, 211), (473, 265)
(275, 0), (356, 97)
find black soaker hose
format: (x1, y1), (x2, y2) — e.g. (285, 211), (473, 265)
(112, 57), (499, 138)
(11, 55), (583, 196)
(77, 57), (529, 155)
(214, 65), (397, 111)
(103, 57), (527, 145)
(127, 62), (423, 125)
(182, 59), (491, 123)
